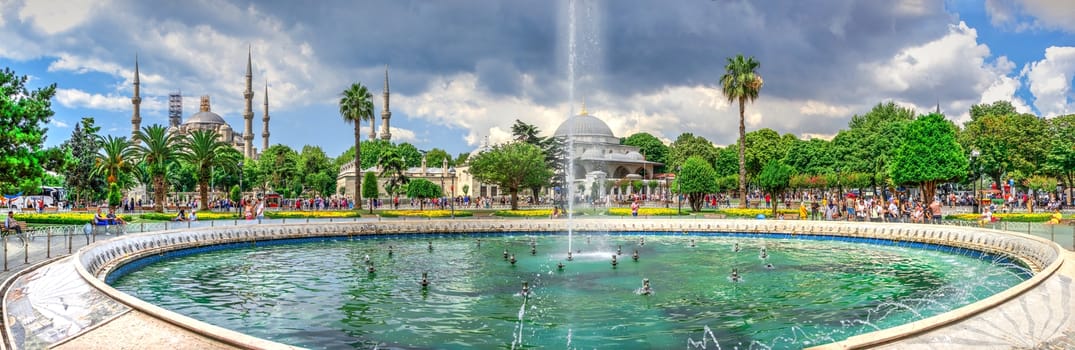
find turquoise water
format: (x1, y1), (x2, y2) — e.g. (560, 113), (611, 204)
(111, 234), (1029, 349)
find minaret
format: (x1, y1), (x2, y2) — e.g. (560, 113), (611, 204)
(242, 46), (255, 158)
(380, 65), (392, 141)
(131, 55), (142, 144)
(262, 78), (270, 152)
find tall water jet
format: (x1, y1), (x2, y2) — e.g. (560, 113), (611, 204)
(562, 0), (603, 253)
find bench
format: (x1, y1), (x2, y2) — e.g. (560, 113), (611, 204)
(2, 221), (31, 243)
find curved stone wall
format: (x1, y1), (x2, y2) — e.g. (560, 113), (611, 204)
(66, 219), (1064, 349)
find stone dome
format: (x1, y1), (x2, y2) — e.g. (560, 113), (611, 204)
(554, 114), (615, 139)
(185, 111), (227, 125)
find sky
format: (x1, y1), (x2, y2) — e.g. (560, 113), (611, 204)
(1, 0), (1073, 159)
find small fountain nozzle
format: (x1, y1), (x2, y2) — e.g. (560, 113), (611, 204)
(632, 249), (639, 261)
(421, 272), (430, 288)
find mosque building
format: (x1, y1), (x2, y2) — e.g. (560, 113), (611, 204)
(131, 48), (268, 159)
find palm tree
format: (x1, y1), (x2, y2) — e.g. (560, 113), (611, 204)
(181, 130), (241, 211)
(339, 83), (375, 210)
(720, 54), (763, 208)
(132, 124), (186, 213)
(93, 135), (136, 186)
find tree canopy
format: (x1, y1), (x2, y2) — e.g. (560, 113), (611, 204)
(621, 132), (669, 173)
(467, 141), (552, 210)
(677, 156), (718, 212)
(0, 68), (56, 194)
(757, 160), (793, 216)
(405, 178), (442, 210)
(889, 113), (968, 202)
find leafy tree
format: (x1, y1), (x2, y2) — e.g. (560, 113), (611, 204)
(133, 124), (186, 212)
(379, 146), (409, 196)
(362, 171), (378, 213)
(1043, 114), (1075, 204)
(757, 160), (793, 217)
(511, 119), (564, 199)
(720, 54), (764, 208)
(181, 130), (241, 210)
(889, 113), (968, 203)
(455, 152), (471, 166)
(62, 118), (105, 205)
(678, 156), (718, 212)
(405, 178), (442, 210)
(782, 138), (836, 176)
(257, 144), (299, 195)
(425, 148), (453, 169)
(298, 145), (338, 197)
(468, 142), (552, 210)
(395, 143), (423, 168)
(960, 101), (1048, 186)
(668, 133), (718, 169)
(462, 184), (470, 196)
(712, 146), (739, 178)
(339, 82), (375, 209)
(107, 183), (122, 209)
(0, 68), (56, 195)
(832, 102), (914, 196)
(744, 128), (793, 183)
(621, 132), (669, 173)
(229, 185), (241, 205)
(1023, 175), (1057, 195)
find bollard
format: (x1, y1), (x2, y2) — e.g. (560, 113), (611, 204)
(188, 221), (191, 229)
(1028, 222), (1031, 235)
(68, 229), (73, 254)
(306, 218), (310, 223)
(1051, 224), (1055, 242)
(211, 220), (214, 227)
(282, 218), (286, 224)
(23, 238), (28, 264)
(3, 236), (7, 271)
(46, 229), (51, 258)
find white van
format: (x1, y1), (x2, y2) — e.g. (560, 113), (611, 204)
(7, 195), (55, 210)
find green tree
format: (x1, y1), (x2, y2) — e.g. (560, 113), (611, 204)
(229, 185), (241, 205)
(720, 54), (764, 208)
(712, 146), (739, 178)
(405, 178), (442, 210)
(621, 132), (669, 173)
(832, 102), (915, 196)
(757, 160), (793, 217)
(960, 101), (1048, 186)
(93, 135), (136, 186)
(468, 142), (553, 210)
(455, 152), (471, 165)
(511, 119), (564, 199)
(62, 118), (105, 205)
(107, 183), (122, 209)
(395, 143), (423, 168)
(362, 171), (379, 213)
(257, 145), (299, 195)
(339, 82), (375, 210)
(0, 68), (56, 194)
(890, 113), (968, 203)
(133, 125), (186, 212)
(744, 128), (794, 183)
(379, 146), (410, 196)
(181, 130), (241, 211)
(1043, 114), (1075, 204)
(678, 156), (718, 212)
(782, 138), (836, 176)
(425, 148), (453, 169)
(668, 133), (718, 169)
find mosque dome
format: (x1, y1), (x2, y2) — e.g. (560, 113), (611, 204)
(554, 113), (615, 139)
(184, 95), (227, 125)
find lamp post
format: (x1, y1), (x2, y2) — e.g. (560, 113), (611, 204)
(676, 165), (682, 215)
(970, 149), (980, 214)
(238, 161), (244, 210)
(449, 167), (456, 218)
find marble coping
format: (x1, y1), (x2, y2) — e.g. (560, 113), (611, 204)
(65, 219), (1064, 350)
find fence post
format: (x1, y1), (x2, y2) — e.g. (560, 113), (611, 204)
(1050, 224), (1055, 242)
(140, 222), (144, 233)
(23, 238), (28, 264)
(46, 229), (51, 258)
(3, 236), (7, 271)
(68, 229), (72, 254)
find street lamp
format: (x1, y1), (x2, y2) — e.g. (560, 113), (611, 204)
(449, 167), (456, 218)
(676, 165), (682, 215)
(970, 149), (980, 214)
(238, 161), (244, 210)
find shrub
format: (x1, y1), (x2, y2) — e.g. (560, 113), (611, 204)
(13, 212), (133, 225)
(715, 208), (797, 218)
(380, 210), (472, 218)
(266, 211), (362, 219)
(140, 211), (240, 221)
(607, 207), (687, 216)
(944, 213), (1062, 223)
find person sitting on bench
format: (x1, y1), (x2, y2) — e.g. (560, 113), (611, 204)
(173, 209), (187, 222)
(93, 208), (108, 225)
(5, 211), (22, 235)
(106, 208), (125, 225)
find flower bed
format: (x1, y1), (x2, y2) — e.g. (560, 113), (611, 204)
(607, 207), (688, 216)
(494, 209), (554, 217)
(379, 210), (472, 218)
(944, 213), (1063, 223)
(715, 208), (797, 218)
(140, 212), (240, 221)
(13, 212), (134, 225)
(266, 211), (362, 219)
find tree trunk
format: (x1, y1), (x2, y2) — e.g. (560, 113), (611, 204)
(510, 188), (519, 210)
(354, 125), (363, 211)
(153, 175), (166, 213)
(922, 180), (937, 205)
(771, 190), (779, 217)
(737, 98), (747, 208)
(199, 178), (209, 211)
(369, 198), (374, 214)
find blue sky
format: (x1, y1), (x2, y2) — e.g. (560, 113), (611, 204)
(1, 0), (1073, 159)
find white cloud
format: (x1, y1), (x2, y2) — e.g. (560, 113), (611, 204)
(986, 0), (1075, 32)
(55, 88), (164, 112)
(799, 100), (852, 117)
(50, 119), (69, 128)
(387, 127), (418, 143)
(17, 0), (102, 35)
(1022, 46), (1075, 117)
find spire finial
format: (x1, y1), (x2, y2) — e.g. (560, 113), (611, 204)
(580, 100), (588, 116)
(246, 45), (252, 77)
(134, 54), (140, 83)
(384, 64), (390, 93)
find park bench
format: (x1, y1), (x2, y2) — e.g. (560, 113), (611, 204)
(1, 221), (31, 243)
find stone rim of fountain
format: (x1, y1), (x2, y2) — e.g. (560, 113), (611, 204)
(31, 219), (1065, 349)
